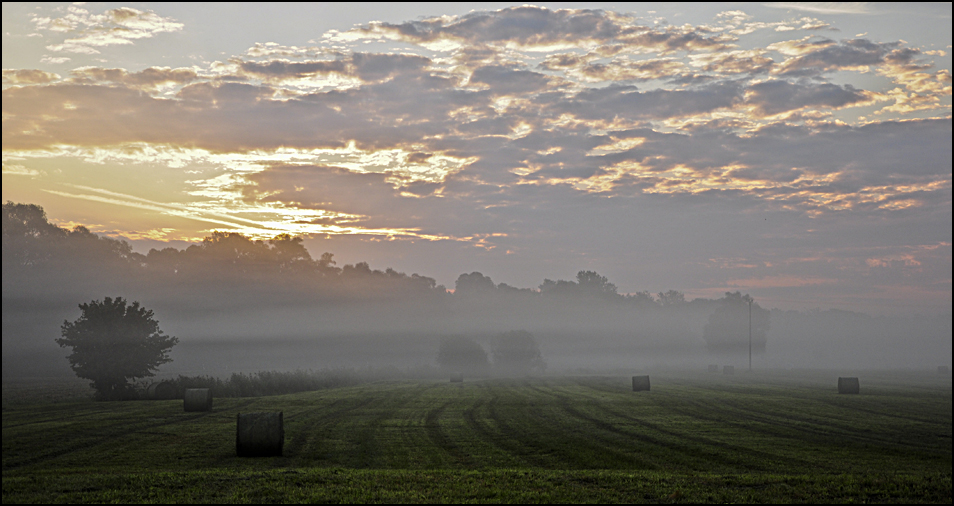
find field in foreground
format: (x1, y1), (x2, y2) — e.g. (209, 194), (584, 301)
(2, 371), (951, 503)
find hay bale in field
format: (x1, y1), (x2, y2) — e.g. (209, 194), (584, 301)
(939, 366), (949, 375)
(450, 372), (464, 383)
(236, 412), (284, 457)
(632, 375), (650, 392)
(708, 364), (719, 373)
(183, 388), (213, 412)
(723, 365), (735, 375)
(838, 377), (860, 394)
(146, 381), (176, 400)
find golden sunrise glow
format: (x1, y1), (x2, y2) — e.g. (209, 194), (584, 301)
(2, 3), (950, 316)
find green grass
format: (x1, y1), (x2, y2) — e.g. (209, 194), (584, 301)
(3, 371), (951, 503)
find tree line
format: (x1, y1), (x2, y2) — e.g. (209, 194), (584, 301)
(3, 202), (771, 376)
(3, 201), (764, 312)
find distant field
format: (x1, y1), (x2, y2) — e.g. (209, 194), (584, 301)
(2, 371), (951, 503)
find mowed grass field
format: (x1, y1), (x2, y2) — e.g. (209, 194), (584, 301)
(2, 370), (951, 503)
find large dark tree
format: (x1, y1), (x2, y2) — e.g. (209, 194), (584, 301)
(2, 201), (66, 268)
(57, 297), (178, 400)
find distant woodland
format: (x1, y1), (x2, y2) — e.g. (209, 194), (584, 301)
(3, 202), (950, 376)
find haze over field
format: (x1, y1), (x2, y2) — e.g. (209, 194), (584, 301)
(2, 3), (951, 377)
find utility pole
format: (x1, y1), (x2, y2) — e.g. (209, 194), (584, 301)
(748, 298), (752, 372)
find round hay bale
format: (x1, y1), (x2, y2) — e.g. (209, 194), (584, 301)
(838, 377), (860, 394)
(236, 412), (284, 457)
(708, 364), (719, 373)
(146, 381), (176, 400)
(450, 373), (464, 383)
(183, 388), (213, 412)
(723, 365), (735, 375)
(632, 375), (650, 392)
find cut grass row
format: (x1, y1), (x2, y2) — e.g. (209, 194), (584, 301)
(4, 468), (950, 503)
(3, 371), (951, 503)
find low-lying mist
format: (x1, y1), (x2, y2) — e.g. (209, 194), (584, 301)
(3, 202), (951, 379)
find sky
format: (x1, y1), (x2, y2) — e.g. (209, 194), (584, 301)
(2, 2), (951, 316)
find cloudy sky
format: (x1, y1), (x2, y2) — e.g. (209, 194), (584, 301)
(2, 2), (951, 315)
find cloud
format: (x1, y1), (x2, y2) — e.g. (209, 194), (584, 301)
(235, 52), (435, 86)
(767, 36), (836, 56)
(33, 5), (183, 54)
(243, 163), (479, 241)
(332, 6), (731, 55)
(797, 17), (835, 30)
(715, 10), (752, 26)
(244, 42), (329, 59)
(2, 69), (61, 85)
(40, 56), (71, 65)
(468, 65), (556, 94)
(547, 81), (743, 124)
(588, 117), (952, 219)
(688, 50), (774, 75)
(4, 60), (944, 217)
(70, 66), (198, 91)
(774, 38), (899, 76)
(763, 36), (951, 116)
(875, 52), (952, 114)
(2, 163), (42, 176)
(744, 80), (877, 116)
(540, 54), (688, 82)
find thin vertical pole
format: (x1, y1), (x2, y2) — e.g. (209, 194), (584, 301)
(748, 299), (752, 372)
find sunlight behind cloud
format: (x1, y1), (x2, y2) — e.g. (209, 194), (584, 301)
(2, 2), (950, 315)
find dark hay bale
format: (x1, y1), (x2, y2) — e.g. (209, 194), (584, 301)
(939, 366), (949, 375)
(708, 364), (719, 373)
(450, 372), (464, 383)
(236, 412), (284, 457)
(723, 365), (735, 375)
(146, 381), (176, 400)
(838, 377), (860, 394)
(183, 388), (213, 412)
(632, 375), (650, 392)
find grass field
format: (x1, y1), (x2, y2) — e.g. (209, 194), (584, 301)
(2, 370), (951, 503)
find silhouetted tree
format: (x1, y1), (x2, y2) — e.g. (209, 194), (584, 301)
(436, 336), (489, 375)
(454, 272), (496, 296)
(491, 330), (546, 375)
(2, 201), (64, 238)
(317, 252), (340, 275)
(540, 271), (621, 301)
(145, 247), (183, 276)
(2, 201), (67, 267)
(268, 233), (314, 274)
(496, 282), (534, 294)
(656, 290), (686, 307)
(539, 278), (576, 296)
(576, 270), (618, 296)
(626, 290), (656, 306)
(64, 225), (139, 266)
(191, 231), (274, 275)
(57, 297), (178, 400)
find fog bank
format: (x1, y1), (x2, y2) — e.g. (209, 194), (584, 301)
(3, 203), (951, 379)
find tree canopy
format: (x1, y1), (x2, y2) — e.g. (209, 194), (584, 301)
(57, 297), (178, 400)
